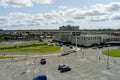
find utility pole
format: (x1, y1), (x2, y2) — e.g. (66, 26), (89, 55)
(106, 47), (110, 69)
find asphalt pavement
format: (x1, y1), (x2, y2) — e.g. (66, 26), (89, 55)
(0, 46), (120, 80)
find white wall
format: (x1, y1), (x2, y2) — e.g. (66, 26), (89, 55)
(70, 36), (101, 46)
(54, 34), (119, 46)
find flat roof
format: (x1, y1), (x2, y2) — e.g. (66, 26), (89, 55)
(80, 35), (107, 37)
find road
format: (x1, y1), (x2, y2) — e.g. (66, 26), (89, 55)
(0, 46), (120, 80)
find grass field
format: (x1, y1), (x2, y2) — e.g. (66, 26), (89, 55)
(0, 41), (61, 53)
(102, 48), (120, 57)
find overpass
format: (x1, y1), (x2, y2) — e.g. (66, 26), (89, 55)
(0, 29), (120, 34)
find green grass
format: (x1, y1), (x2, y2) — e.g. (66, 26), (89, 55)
(0, 41), (48, 49)
(0, 56), (20, 59)
(0, 45), (60, 53)
(102, 48), (120, 57)
(0, 41), (61, 53)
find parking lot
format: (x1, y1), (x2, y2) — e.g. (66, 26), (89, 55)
(0, 46), (120, 80)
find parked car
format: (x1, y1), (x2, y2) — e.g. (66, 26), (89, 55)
(60, 65), (71, 73)
(33, 74), (47, 80)
(58, 64), (67, 70)
(59, 43), (63, 47)
(69, 46), (73, 49)
(40, 58), (46, 64)
(66, 44), (70, 46)
(61, 52), (69, 56)
(98, 46), (103, 48)
(104, 44), (110, 47)
(68, 50), (76, 53)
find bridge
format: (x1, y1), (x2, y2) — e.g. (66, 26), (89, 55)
(0, 29), (120, 34)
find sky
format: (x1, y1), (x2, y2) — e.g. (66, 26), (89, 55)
(0, 0), (120, 30)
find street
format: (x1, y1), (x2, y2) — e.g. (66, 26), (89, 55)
(0, 46), (120, 80)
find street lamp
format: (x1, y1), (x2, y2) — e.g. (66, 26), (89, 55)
(75, 32), (77, 51)
(72, 32), (80, 51)
(106, 46), (110, 69)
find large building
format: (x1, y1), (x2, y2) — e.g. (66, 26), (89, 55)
(53, 33), (120, 47)
(59, 25), (79, 30)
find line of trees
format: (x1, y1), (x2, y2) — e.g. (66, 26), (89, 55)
(0, 36), (11, 42)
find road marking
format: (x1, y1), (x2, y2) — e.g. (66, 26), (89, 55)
(26, 70), (31, 73)
(102, 71), (114, 76)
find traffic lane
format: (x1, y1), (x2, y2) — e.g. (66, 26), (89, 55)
(36, 54), (120, 80)
(0, 46), (120, 80)
(81, 46), (120, 62)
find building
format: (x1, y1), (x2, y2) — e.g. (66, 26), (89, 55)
(70, 35), (102, 46)
(53, 33), (71, 43)
(59, 25), (79, 30)
(53, 33), (120, 47)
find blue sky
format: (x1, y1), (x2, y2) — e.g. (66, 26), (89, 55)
(0, 0), (120, 30)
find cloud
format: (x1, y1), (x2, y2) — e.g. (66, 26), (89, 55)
(0, 0), (55, 8)
(83, 9), (107, 16)
(64, 19), (75, 23)
(88, 16), (109, 22)
(0, 16), (8, 25)
(73, 13), (85, 19)
(43, 11), (60, 19)
(106, 2), (120, 12)
(51, 21), (59, 24)
(0, 0), (33, 8)
(111, 13), (120, 20)
(73, 16), (85, 19)
(32, 0), (54, 4)
(90, 2), (120, 12)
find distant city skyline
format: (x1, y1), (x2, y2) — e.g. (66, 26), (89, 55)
(0, 0), (120, 30)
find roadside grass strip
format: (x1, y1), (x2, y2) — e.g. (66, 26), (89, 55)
(0, 56), (20, 59)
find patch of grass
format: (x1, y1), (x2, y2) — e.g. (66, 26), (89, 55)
(0, 41), (61, 53)
(0, 45), (61, 53)
(0, 56), (20, 59)
(0, 41), (48, 49)
(102, 48), (120, 57)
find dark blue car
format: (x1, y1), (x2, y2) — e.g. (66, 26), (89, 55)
(33, 75), (47, 80)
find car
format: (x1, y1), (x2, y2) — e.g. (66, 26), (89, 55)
(66, 44), (70, 46)
(98, 46), (103, 48)
(69, 46), (73, 49)
(60, 65), (71, 73)
(58, 64), (67, 70)
(40, 58), (46, 64)
(61, 52), (69, 56)
(33, 74), (47, 80)
(104, 44), (110, 47)
(56, 43), (63, 46)
(68, 50), (76, 53)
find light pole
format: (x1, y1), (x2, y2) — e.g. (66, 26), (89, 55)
(106, 47), (110, 69)
(75, 32), (77, 51)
